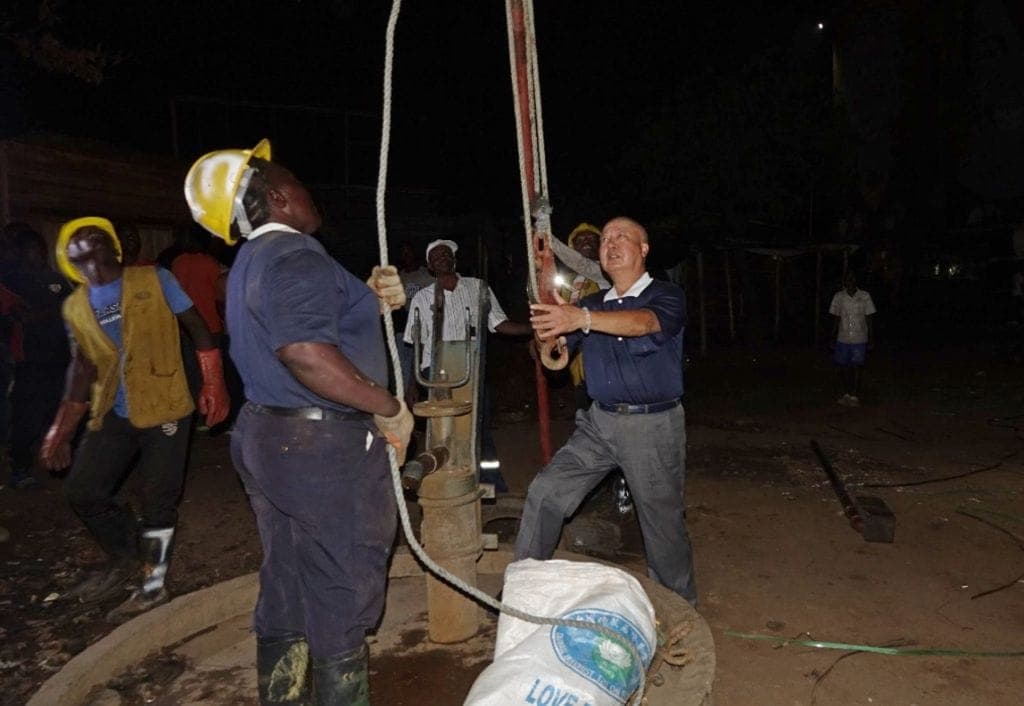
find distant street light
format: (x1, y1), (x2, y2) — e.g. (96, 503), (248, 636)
(817, 22), (825, 31)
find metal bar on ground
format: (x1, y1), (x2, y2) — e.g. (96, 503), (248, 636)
(811, 440), (864, 534)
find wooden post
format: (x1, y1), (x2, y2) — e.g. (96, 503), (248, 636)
(697, 250), (707, 355)
(774, 256), (781, 342)
(724, 250), (735, 341)
(814, 249), (823, 344)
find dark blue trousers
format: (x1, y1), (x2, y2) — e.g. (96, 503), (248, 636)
(231, 404), (397, 658)
(65, 410), (192, 529)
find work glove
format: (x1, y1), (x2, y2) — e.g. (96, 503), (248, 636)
(39, 400), (89, 470)
(374, 400), (414, 465)
(366, 265), (406, 313)
(196, 348), (230, 427)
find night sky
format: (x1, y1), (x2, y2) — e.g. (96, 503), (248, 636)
(2, 1), (1021, 244)
(1, 2), (834, 224)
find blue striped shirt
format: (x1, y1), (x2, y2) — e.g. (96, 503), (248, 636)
(403, 276), (509, 369)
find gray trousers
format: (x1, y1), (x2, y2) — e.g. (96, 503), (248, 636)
(514, 403), (696, 605)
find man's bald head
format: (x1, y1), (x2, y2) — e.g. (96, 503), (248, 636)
(599, 216), (649, 284)
(602, 217), (648, 243)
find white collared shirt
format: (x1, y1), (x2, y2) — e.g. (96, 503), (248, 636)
(246, 222), (301, 241)
(604, 272), (653, 302)
(829, 288), (876, 343)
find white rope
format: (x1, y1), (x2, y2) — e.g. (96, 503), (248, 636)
(376, 2), (646, 702)
(505, 0), (540, 303)
(523, 0), (553, 241)
(524, 19), (540, 199)
(524, 0), (549, 200)
(376, 0), (403, 401)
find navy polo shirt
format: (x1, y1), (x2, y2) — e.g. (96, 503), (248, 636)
(569, 274), (686, 405)
(226, 228), (386, 412)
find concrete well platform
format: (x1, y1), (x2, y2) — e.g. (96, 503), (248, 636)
(30, 548), (714, 705)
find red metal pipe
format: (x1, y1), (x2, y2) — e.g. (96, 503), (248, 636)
(510, 1), (536, 199)
(509, 0), (552, 464)
(534, 357), (552, 463)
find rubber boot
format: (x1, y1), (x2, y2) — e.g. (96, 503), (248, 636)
(80, 505), (140, 561)
(67, 507), (140, 603)
(312, 642), (370, 706)
(106, 527), (174, 623)
(66, 559), (135, 603)
(258, 635), (311, 705)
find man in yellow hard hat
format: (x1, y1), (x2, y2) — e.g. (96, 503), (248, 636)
(185, 139), (412, 705)
(553, 223), (608, 410)
(39, 217), (230, 622)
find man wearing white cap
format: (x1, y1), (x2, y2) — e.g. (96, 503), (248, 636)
(403, 239), (530, 490)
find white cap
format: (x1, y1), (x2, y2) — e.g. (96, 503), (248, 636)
(425, 238), (458, 260)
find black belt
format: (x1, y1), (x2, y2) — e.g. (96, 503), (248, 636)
(247, 402), (369, 422)
(595, 399), (680, 415)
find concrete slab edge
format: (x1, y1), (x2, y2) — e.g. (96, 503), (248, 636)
(32, 549), (714, 706)
(28, 573), (258, 706)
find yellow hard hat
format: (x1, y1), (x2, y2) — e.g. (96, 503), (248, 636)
(568, 222), (601, 247)
(56, 217), (122, 284)
(184, 138), (272, 245)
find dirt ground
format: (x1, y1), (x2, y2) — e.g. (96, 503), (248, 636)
(2, 340), (1024, 705)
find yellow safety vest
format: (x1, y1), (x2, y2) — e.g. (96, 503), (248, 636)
(63, 266), (194, 430)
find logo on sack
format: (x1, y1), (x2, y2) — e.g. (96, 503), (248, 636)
(549, 609), (651, 701)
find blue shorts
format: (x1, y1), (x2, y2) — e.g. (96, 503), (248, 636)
(834, 342), (867, 367)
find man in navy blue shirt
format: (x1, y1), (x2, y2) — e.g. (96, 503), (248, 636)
(185, 139), (413, 706)
(516, 216), (697, 606)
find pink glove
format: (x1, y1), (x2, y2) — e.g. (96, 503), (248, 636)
(196, 348), (230, 427)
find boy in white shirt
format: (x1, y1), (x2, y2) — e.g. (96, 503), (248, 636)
(829, 271), (876, 406)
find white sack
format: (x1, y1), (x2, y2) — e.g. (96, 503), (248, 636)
(465, 559), (656, 706)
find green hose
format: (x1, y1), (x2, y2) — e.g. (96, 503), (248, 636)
(725, 631), (1024, 657)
